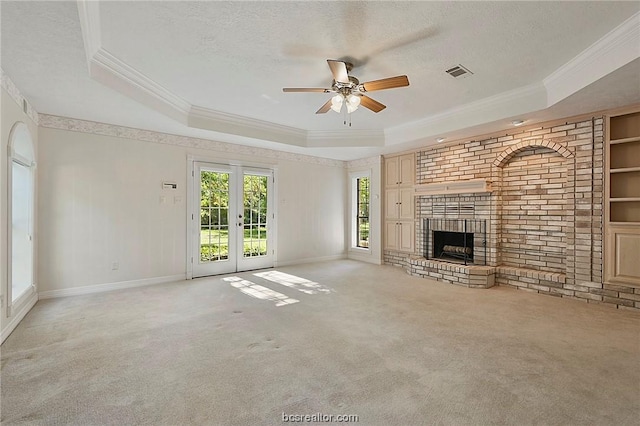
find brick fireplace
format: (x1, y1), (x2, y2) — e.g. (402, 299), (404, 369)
(385, 116), (639, 309)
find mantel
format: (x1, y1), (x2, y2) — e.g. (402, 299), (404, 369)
(414, 179), (492, 196)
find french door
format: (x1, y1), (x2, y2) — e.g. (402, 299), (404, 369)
(191, 162), (274, 277)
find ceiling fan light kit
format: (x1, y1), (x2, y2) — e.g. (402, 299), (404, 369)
(283, 59), (410, 121)
(330, 94), (344, 113)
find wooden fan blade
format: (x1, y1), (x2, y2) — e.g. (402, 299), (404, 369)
(327, 60), (349, 83)
(316, 99), (332, 114)
(283, 88), (330, 93)
(360, 95), (386, 113)
(361, 75), (409, 92)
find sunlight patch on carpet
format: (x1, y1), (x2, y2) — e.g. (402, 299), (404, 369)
(223, 276), (299, 306)
(253, 271), (332, 295)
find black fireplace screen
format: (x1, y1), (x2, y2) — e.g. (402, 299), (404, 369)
(423, 219), (486, 265)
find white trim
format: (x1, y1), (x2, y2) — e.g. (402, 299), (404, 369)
(1, 292), (38, 344)
(91, 48), (190, 123)
(38, 274), (186, 299)
(350, 171), (372, 251)
(188, 159), (277, 277)
(348, 251), (382, 265)
(186, 156), (196, 280)
(7, 122), (37, 316)
(189, 106), (306, 146)
(385, 82), (547, 146)
(307, 130), (385, 147)
(274, 254), (346, 267)
(76, 0), (102, 68)
(544, 11), (640, 106)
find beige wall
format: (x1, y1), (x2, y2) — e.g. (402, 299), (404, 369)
(36, 126), (347, 293)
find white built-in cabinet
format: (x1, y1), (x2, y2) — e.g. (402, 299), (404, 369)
(605, 107), (640, 287)
(384, 153), (415, 252)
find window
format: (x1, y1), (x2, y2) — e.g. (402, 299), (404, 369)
(8, 122), (35, 304)
(352, 173), (370, 249)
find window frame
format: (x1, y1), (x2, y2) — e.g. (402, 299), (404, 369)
(7, 122), (37, 313)
(350, 171), (371, 251)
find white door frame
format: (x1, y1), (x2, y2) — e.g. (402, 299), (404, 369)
(186, 156), (278, 279)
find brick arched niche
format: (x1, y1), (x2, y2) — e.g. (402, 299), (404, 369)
(492, 140), (575, 274)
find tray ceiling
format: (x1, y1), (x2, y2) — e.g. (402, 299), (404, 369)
(2, 1), (639, 160)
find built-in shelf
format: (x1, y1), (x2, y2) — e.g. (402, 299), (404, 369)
(610, 198), (640, 202)
(610, 167), (640, 173)
(610, 136), (640, 145)
(605, 108), (640, 286)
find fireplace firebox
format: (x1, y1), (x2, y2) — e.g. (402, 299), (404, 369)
(423, 218), (487, 266)
(433, 231), (474, 262)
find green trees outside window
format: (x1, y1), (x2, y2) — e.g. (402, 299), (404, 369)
(357, 177), (370, 248)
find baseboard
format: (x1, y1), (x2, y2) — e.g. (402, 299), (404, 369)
(274, 254), (346, 267)
(348, 252), (383, 265)
(1, 292), (38, 344)
(38, 274), (186, 299)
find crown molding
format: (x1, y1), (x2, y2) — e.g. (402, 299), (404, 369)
(76, 0), (101, 68)
(91, 48), (191, 123)
(38, 114), (346, 168)
(307, 129), (385, 147)
(1, 69), (39, 125)
(188, 105), (306, 146)
(544, 10), (640, 106)
(385, 82), (546, 145)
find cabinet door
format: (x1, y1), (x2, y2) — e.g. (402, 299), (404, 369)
(398, 188), (414, 219)
(385, 189), (399, 219)
(605, 225), (640, 286)
(398, 154), (415, 186)
(399, 221), (415, 252)
(385, 221), (399, 250)
(385, 157), (399, 187)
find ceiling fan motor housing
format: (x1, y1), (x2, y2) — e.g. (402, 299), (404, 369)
(334, 76), (361, 95)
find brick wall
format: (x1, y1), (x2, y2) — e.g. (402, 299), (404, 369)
(500, 147), (567, 273)
(384, 117), (636, 310)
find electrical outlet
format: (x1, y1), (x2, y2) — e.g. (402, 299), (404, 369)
(111, 262), (119, 270)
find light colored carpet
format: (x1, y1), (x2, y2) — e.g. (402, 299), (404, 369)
(1, 260), (639, 425)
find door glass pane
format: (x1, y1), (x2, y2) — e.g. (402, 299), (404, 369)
(243, 174), (268, 257)
(200, 171), (229, 262)
(12, 161), (33, 301)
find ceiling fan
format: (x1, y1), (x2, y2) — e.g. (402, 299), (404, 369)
(283, 59), (409, 115)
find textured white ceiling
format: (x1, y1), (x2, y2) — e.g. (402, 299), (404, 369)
(2, 1), (640, 160)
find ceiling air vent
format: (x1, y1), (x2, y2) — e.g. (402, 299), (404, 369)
(446, 64), (473, 78)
